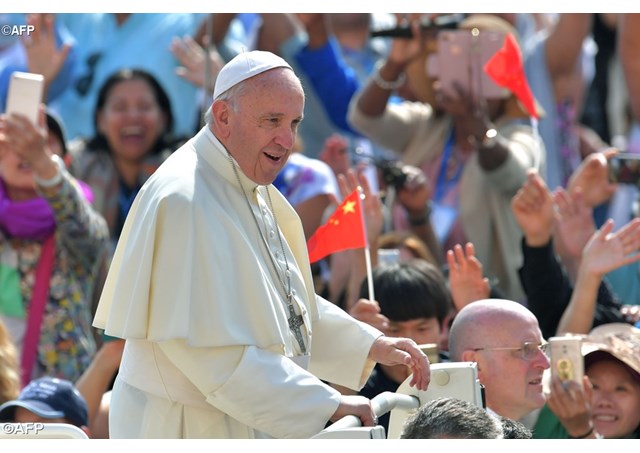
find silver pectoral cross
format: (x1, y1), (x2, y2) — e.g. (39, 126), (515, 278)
(287, 297), (307, 355)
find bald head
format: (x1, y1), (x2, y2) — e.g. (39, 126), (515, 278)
(448, 299), (549, 420)
(448, 299), (540, 361)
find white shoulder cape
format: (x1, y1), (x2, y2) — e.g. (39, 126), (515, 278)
(93, 128), (320, 348)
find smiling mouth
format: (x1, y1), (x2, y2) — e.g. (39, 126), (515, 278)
(264, 152), (282, 162)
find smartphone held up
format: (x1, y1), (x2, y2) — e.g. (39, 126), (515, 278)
(427, 29), (509, 100)
(549, 336), (584, 386)
(5, 71), (44, 125)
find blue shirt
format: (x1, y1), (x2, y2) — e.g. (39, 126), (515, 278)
(50, 13), (205, 141)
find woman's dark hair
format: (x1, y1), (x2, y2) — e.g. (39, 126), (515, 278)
(87, 68), (175, 155)
(359, 259), (452, 324)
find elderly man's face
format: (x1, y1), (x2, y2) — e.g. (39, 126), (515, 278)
(472, 314), (550, 420)
(225, 68), (304, 185)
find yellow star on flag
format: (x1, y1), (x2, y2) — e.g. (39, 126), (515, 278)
(342, 200), (356, 215)
(306, 189), (367, 263)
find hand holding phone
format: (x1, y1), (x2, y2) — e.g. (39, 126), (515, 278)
(549, 336), (584, 386)
(427, 29), (509, 100)
(5, 71), (44, 125)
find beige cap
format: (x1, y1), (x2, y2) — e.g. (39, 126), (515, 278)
(582, 323), (640, 382)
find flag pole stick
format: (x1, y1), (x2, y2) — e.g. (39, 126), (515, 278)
(356, 185), (375, 302)
(364, 245), (375, 302)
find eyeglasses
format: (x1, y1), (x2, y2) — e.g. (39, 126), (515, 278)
(472, 340), (549, 361)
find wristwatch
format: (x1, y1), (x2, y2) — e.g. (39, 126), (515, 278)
(481, 128), (499, 149)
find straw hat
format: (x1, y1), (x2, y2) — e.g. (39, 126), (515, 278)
(582, 323), (640, 383)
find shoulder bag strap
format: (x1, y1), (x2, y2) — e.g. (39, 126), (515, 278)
(20, 234), (55, 387)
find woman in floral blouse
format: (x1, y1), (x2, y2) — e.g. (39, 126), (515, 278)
(0, 105), (108, 383)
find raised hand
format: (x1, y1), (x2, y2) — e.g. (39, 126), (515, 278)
(0, 107), (48, 166)
(567, 148), (618, 208)
(348, 298), (390, 332)
(447, 242), (490, 311)
(386, 14), (427, 67)
(395, 164), (433, 217)
(546, 376), (595, 438)
(0, 106), (60, 188)
(24, 14), (72, 91)
(337, 169), (383, 247)
(170, 35), (224, 91)
(581, 218), (640, 278)
(558, 217), (640, 335)
(319, 133), (351, 179)
(511, 169), (555, 247)
(552, 187), (595, 263)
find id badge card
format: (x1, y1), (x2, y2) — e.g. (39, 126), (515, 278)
(430, 202), (458, 243)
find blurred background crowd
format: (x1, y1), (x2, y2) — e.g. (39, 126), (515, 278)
(0, 12), (639, 439)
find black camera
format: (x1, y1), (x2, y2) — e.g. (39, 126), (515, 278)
(377, 160), (409, 189)
(370, 13), (464, 39)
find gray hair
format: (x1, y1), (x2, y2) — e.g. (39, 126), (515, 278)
(206, 80), (252, 126)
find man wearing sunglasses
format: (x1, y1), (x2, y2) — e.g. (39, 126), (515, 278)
(448, 299), (550, 425)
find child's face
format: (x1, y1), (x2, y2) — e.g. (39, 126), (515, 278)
(385, 317), (441, 346)
(0, 147), (38, 194)
(589, 359), (640, 438)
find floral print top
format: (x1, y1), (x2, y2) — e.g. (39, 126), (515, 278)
(0, 172), (109, 382)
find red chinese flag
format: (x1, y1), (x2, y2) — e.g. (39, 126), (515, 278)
(484, 33), (539, 120)
(306, 189), (367, 263)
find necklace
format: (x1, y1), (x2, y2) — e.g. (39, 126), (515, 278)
(226, 151), (307, 354)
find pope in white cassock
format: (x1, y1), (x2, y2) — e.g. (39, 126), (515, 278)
(93, 50), (430, 438)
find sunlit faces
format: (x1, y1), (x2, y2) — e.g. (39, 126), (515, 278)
(589, 359), (640, 438)
(224, 68), (304, 186)
(96, 78), (167, 163)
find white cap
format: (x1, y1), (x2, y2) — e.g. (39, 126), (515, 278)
(213, 50), (293, 100)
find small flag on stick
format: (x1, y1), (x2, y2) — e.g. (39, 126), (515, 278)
(307, 189), (367, 263)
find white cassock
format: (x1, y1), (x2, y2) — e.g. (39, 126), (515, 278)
(93, 127), (381, 438)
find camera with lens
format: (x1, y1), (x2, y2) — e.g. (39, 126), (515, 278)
(608, 153), (640, 188)
(377, 159), (409, 189)
(369, 13), (464, 39)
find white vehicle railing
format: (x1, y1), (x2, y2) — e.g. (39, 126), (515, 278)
(313, 361), (484, 439)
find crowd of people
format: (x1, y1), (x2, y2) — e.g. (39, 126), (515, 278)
(0, 12), (639, 440)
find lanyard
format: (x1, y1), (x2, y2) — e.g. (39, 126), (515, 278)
(434, 129), (462, 202)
